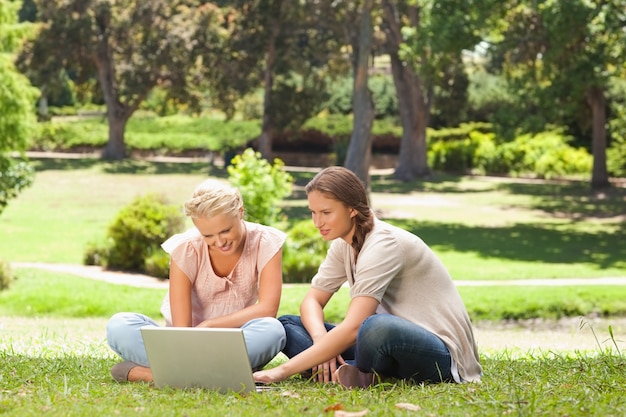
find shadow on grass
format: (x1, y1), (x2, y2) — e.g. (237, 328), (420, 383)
(31, 157), (228, 177)
(495, 181), (626, 220)
(393, 219), (626, 269)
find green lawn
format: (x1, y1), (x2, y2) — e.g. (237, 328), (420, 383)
(1, 158), (625, 279)
(1, 157), (626, 416)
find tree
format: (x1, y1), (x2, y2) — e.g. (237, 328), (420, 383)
(0, 0), (38, 215)
(20, 0), (226, 160)
(343, 0), (376, 189)
(381, 0), (500, 181)
(205, 1), (345, 160)
(492, 0), (626, 191)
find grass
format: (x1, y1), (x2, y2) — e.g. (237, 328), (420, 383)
(1, 156), (625, 416)
(1, 158), (625, 278)
(3, 269), (626, 323)
(1, 329), (625, 416)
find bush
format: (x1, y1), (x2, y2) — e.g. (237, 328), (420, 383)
(427, 125), (593, 179)
(227, 148), (293, 226)
(85, 193), (185, 275)
(0, 259), (13, 291)
(0, 158), (34, 215)
(144, 250), (172, 279)
(503, 131), (592, 179)
(282, 220), (329, 283)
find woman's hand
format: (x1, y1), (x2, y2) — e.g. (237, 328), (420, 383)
(312, 355), (345, 383)
(253, 366), (289, 384)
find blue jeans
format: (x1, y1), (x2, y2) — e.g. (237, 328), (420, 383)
(279, 314), (452, 383)
(106, 312), (286, 370)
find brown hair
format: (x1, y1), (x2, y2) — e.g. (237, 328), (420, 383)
(305, 166), (374, 255)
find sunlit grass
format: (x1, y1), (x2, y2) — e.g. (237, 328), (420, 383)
(1, 158), (624, 279)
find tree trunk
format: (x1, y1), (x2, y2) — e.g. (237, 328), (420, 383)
(587, 86), (610, 191)
(258, 18), (281, 160)
(94, 17), (129, 161)
(102, 103), (129, 160)
(382, 1), (431, 182)
(344, 0), (375, 191)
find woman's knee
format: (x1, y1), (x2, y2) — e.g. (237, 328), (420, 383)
(106, 312), (151, 345)
(106, 312), (131, 341)
(358, 314), (395, 342)
(278, 314), (302, 328)
(260, 317), (287, 343)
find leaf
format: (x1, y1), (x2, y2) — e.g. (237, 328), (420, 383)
(334, 410), (369, 417)
(324, 403), (344, 412)
(395, 402), (421, 411)
(281, 390), (301, 399)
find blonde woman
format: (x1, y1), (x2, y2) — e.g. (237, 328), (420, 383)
(107, 179), (286, 383)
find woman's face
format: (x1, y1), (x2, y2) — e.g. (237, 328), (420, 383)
(307, 190), (356, 243)
(193, 211), (244, 256)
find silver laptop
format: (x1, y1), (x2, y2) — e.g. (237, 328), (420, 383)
(141, 327), (263, 393)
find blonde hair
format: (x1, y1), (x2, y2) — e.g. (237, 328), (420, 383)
(305, 166), (374, 256)
(184, 179), (243, 219)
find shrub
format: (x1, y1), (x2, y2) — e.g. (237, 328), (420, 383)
(85, 193), (185, 275)
(228, 148), (293, 226)
(0, 259), (13, 291)
(427, 124), (593, 179)
(144, 250), (171, 279)
(282, 220), (329, 283)
(0, 158), (34, 215)
(505, 131), (592, 179)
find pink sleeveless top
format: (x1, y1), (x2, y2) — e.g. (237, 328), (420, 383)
(159, 221), (286, 326)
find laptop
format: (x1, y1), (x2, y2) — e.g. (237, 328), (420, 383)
(141, 326), (267, 393)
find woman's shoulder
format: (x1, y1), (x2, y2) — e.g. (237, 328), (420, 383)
(367, 218), (423, 247)
(161, 228), (204, 254)
(244, 221), (287, 243)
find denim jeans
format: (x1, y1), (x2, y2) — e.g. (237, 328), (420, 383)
(279, 313), (452, 383)
(106, 312), (286, 370)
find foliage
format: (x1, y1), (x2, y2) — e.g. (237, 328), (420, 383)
(500, 131), (593, 179)
(323, 74), (399, 119)
(0, 0), (38, 215)
(0, 259), (12, 291)
(282, 219), (329, 283)
(490, 0), (626, 189)
(85, 193), (185, 277)
(31, 114), (259, 153)
(607, 78), (626, 177)
(428, 125), (593, 179)
(20, 0), (231, 159)
(227, 148), (293, 225)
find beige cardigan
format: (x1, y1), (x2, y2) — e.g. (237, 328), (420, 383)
(311, 217), (482, 382)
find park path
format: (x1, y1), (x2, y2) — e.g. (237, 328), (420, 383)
(10, 261), (626, 289)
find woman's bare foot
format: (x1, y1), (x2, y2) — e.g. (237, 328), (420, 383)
(127, 365), (153, 383)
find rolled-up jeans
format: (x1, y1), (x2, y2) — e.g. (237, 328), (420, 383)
(106, 312), (286, 370)
(279, 313), (452, 383)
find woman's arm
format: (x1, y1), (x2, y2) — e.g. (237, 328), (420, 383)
(254, 295), (379, 384)
(169, 259), (193, 327)
(196, 249), (283, 328)
(300, 287), (334, 342)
